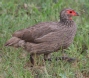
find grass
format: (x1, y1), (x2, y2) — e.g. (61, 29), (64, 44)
(0, 0), (89, 78)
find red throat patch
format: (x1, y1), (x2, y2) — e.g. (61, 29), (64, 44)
(69, 17), (72, 20)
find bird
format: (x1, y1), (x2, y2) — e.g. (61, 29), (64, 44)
(5, 8), (79, 66)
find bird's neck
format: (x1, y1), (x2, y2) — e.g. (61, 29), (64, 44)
(60, 19), (74, 27)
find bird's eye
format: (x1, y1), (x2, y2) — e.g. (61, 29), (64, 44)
(70, 11), (72, 13)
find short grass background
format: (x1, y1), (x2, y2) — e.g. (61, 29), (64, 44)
(0, 0), (89, 78)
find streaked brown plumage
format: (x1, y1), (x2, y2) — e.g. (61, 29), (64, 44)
(5, 8), (79, 65)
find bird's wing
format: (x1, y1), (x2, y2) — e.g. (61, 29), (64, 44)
(12, 22), (56, 42)
(34, 31), (58, 43)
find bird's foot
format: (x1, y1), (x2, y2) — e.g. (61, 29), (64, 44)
(45, 56), (77, 63)
(55, 56), (77, 63)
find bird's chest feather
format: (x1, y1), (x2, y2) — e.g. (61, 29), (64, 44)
(57, 25), (77, 45)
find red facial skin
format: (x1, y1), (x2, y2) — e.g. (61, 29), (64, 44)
(66, 10), (79, 20)
(67, 10), (78, 16)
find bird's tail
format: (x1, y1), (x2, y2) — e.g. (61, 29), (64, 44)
(5, 37), (25, 48)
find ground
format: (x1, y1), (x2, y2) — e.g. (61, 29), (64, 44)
(0, 0), (89, 78)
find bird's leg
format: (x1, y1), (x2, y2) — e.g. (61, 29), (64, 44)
(30, 54), (35, 66)
(30, 54), (38, 67)
(24, 54), (39, 68)
(44, 53), (52, 61)
(30, 54), (40, 67)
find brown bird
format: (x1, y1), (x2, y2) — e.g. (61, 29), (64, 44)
(5, 8), (79, 66)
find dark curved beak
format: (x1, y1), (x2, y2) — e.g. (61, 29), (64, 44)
(76, 12), (79, 16)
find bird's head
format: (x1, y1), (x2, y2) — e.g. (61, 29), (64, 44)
(60, 8), (79, 21)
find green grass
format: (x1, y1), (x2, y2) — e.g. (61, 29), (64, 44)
(0, 0), (89, 78)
